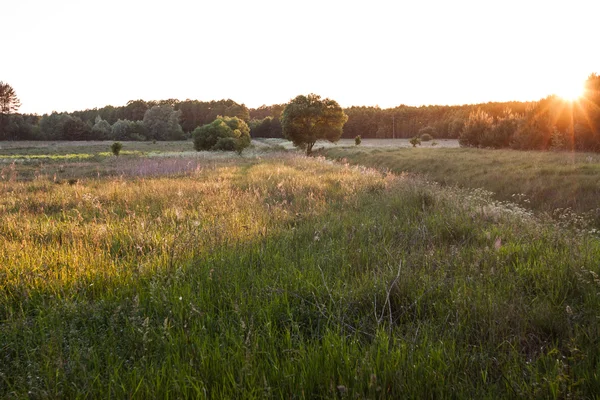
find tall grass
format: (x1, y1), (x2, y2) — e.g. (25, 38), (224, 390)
(322, 146), (600, 229)
(1, 152), (599, 398)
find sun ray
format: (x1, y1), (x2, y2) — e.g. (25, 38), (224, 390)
(555, 81), (585, 102)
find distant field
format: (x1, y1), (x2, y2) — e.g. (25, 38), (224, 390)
(0, 140), (195, 157)
(1, 141), (600, 398)
(0, 140), (280, 181)
(322, 146), (600, 229)
(256, 137), (460, 150)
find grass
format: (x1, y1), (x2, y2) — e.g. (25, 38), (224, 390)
(321, 146), (600, 229)
(1, 142), (600, 398)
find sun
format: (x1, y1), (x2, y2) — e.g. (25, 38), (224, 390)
(555, 80), (585, 102)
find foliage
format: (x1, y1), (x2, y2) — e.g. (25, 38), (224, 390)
(418, 126), (436, 140)
(111, 141), (123, 156)
(549, 128), (567, 151)
(281, 94), (348, 155)
(447, 118), (465, 138)
(39, 112), (67, 140)
(176, 99), (250, 133)
(193, 116), (251, 153)
(249, 116), (282, 138)
(142, 105), (185, 141)
(459, 108), (493, 147)
(0, 81), (22, 139)
(409, 136), (421, 147)
(62, 115), (92, 141)
(355, 135), (361, 145)
(92, 116), (112, 140)
(111, 119), (146, 141)
(482, 114), (519, 148)
(2, 114), (39, 140)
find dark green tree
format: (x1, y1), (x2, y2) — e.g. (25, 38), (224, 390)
(0, 81), (21, 139)
(142, 105), (185, 140)
(92, 116), (112, 140)
(123, 100), (150, 121)
(281, 94), (347, 155)
(62, 116), (92, 140)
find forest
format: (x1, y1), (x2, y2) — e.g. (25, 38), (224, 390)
(1, 73), (599, 151)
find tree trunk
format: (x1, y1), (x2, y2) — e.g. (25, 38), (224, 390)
(306, 141), (315, 156)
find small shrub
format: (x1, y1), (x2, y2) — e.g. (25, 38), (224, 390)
(431, 141), (438, 146)
(355, 135), (362, 146)
(111, 142), (123, 157)
(418, 126), (436, 141)
(410, 136), (421, 147)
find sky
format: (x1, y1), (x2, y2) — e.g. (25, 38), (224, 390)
(3, 0), (599, 115)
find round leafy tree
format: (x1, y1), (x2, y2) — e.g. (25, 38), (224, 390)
(281, 94), (348, 155)
(193, 116), (251, 154)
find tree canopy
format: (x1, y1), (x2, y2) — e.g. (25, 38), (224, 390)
(0, 81), (21, 139)
(281, 94), (347, 155)
(142, 105), (185, 140)
(193, 116), (251, 154)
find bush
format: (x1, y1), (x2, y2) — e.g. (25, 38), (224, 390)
(410, 136), (421, 147)
(111, 142), (123, 156)
(355, 135), (361, 145)
(418, 126), (436, 140)
(193, 116), (251, 154)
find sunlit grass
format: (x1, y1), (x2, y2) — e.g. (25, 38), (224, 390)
(322, 146), (600, 229)
(1, 148), (599, 398)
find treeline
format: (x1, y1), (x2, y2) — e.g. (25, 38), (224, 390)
(2, 74), (599, 152)
(0, 99), (251, 141)
(0, 97), (533, 142)
(458, 74), (600, 151)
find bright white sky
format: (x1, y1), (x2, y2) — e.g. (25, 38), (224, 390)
(3, 0), (598, 115)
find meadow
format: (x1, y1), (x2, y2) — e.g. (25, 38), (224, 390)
(322, 146), (600, 230)
(1, 141), (600, 398)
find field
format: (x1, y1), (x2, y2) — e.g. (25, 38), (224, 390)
(322, 146), (600, 230)
(256, 138), (460, 151)
(1, 141), (600, 398)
